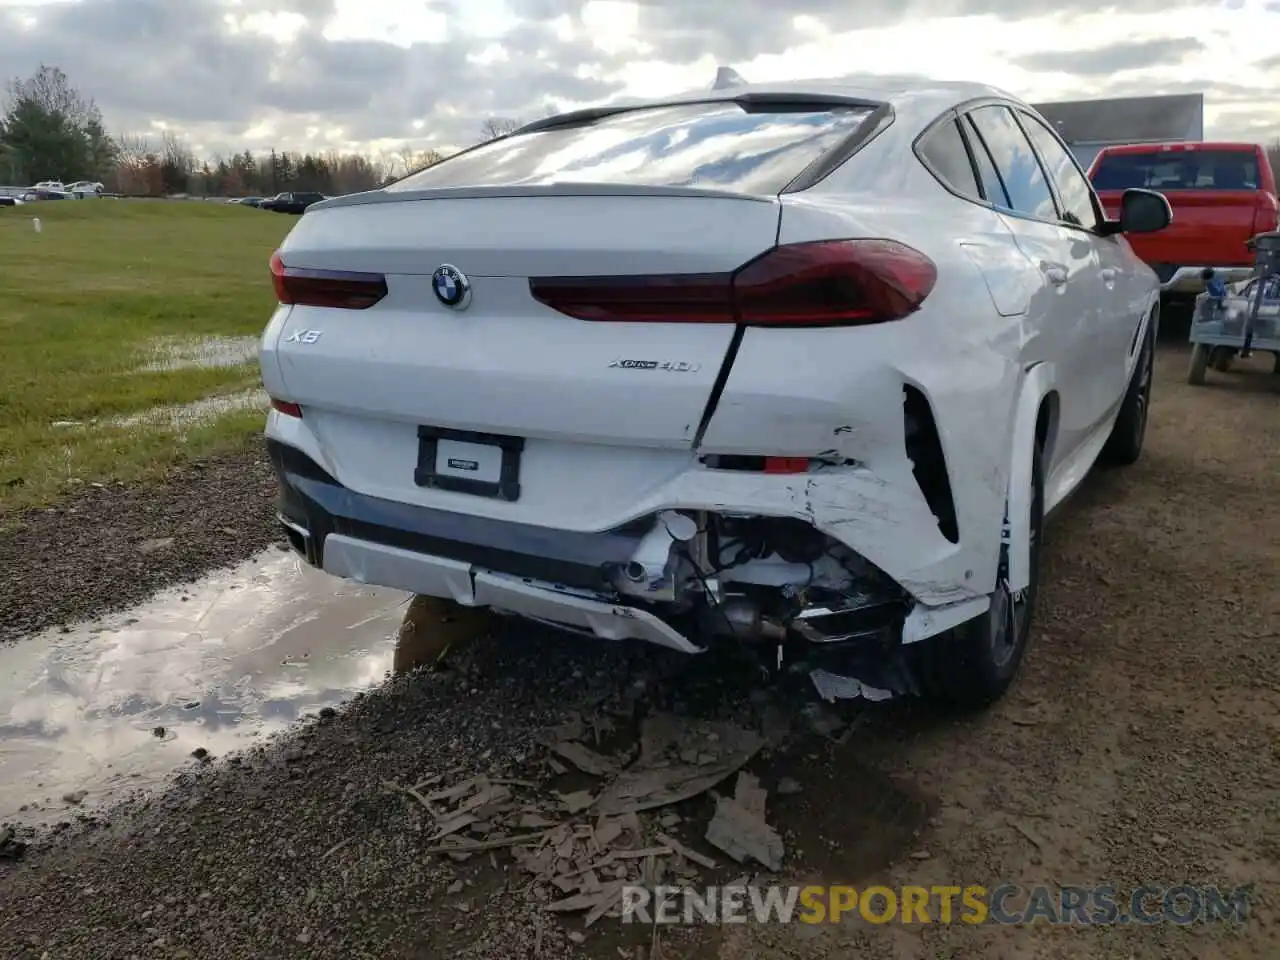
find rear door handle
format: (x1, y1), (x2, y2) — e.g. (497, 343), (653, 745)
(1040, 261), (1068, 286)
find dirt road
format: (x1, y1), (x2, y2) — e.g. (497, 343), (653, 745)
(0, 343), (1276, 959)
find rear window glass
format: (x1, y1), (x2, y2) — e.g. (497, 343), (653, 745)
(386, 102), (875, 195)
(918, 118), (981, 200)
(1091, 150), (1260, 191)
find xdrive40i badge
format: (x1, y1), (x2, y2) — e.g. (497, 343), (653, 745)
(608, 359), (702, 372)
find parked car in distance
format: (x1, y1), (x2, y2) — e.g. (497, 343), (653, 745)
(262, 77), (1170, 709)
(229, 196), (266, 206)
(65, 180), (104, 197)
(260, 191), (326, 214)
(1088, 142), (1279, 297)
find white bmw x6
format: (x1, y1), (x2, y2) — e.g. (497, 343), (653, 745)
(260, 77), (1170, 707)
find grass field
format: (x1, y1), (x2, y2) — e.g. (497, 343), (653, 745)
(0, 200), (293, 514)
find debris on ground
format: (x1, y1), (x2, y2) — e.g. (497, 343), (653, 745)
(380, 712), (774, 934)
(704, 773), (785, 871)
(595, 717), (764, 815)
(0, 826), (28, 861)
(809, 668), (895, 703)
(549, 740), (622, 778)
(800, 702), (847, 739)
(776, 777), (802, 796)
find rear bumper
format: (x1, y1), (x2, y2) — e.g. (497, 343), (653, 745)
(1158, 265), (1254, 295)
(268, 437), (988, 657)
(270, 438), (703, 653)
(268, 438), (645, 594)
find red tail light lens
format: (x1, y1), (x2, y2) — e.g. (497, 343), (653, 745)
(528, 274), (735, 323)
(1251, 199), (1279, 239)
(763, 457), (810, 474)
(734, 239), (936, 326)
(270, 397), (303, 418)
(270, 251), (387, 309)
(528, 239), (935, 327)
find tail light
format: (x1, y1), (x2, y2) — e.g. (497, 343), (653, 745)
(1250, 199), (1279, 240)
(270, 251), (387, 309)
(529, 239), (936, 327)
(270, 397), (303, 418)
(763, 457), (810, 474)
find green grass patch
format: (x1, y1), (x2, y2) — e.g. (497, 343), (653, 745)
(0, 200), (293, 513)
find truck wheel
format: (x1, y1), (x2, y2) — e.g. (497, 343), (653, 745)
(1102, 317), (1154, 466)
(1187, 343), (1209, 385)
(906, 443), (1043, 709)
(1210, 348), (1234, 373)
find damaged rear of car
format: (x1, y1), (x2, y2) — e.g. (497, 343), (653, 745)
(261, 83), (1068, 708)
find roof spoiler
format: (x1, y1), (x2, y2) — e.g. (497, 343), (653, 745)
(712, 66), (747, 90)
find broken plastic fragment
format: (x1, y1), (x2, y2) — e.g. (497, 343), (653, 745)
(705, 795), (784, 871)
(809, 669), (895, 703)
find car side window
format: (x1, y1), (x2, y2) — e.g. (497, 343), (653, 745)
(1017, 111), (1100, 231)
(918, 118), (982, 200)
(961, 116), (1010, 207)
(965, 105), (1057, 221)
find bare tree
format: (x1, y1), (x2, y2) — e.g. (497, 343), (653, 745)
(160, 130), (194, 173)
(114, 133), (152, 168)
(405, 148), (446, 175)
(479, 117), (521, 142)
(157, 130), (195, 194)
(105, 132), (151, 193)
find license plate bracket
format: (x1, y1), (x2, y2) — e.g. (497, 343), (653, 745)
(414, 426), (523, 501)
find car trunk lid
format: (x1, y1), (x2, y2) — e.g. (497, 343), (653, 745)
(271, 189), (782, 450)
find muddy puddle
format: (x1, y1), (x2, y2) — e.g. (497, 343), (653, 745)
(51, 388), (268, 433)
(138, 335), (259, 372)
(109, 387), (268, 430)
(0, 550), (413, 825)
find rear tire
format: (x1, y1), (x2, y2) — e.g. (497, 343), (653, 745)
(905, 444), (1043, 709)
(1101, 316), (1154, 466)
(1187, 343), (1209, 385)
(1210, 347), (1234, 373)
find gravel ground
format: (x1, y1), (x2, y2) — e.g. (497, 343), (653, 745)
(0, 447), (281, 643)
(1, 343), (1277, 960)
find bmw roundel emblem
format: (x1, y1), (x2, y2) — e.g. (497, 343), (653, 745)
(432, 263), (471, 309)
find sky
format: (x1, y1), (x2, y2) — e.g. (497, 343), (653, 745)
(2, 0), (1279, 161)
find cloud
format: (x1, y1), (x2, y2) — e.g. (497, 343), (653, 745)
(533, 0), (1217, 64)
(0, 0), (628, 154)
(1013, 37), (1205, 77)
(1, 0), (1277, 158)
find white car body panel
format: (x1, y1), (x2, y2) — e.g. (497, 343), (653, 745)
(273, 194), (780, 452)
(259, 76), (1160, 662)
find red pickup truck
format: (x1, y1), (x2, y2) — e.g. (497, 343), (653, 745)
(1087, 141), (1279, 296)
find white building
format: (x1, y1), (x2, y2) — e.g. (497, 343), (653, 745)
(1031, 93), (1205, 170)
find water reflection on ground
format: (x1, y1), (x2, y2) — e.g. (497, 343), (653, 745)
(0, 550), (411, 824)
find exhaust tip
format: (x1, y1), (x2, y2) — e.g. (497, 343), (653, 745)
(277, 514), (313, 560)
